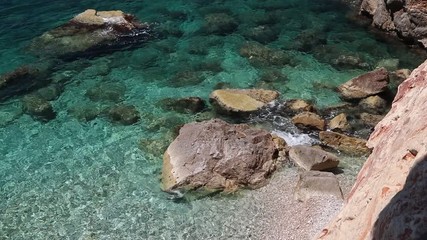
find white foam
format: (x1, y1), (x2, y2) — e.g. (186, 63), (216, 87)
(272, 130), (318, 146)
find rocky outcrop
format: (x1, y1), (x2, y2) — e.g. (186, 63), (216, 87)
(29, 9), (155, 58)
(318, 60), (427, 239)
(289, 145), (339, 171)
(338, 67), (389, 100)
(360, 0), (427, 48)
(209, 89), (279, 116)
(161, 119), (279, 192)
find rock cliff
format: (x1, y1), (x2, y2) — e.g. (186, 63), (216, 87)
(318, 60), (427, 239)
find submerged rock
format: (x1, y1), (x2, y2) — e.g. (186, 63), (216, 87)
(22, 94), (56, 122)
(289, 145), (339, 171)
(338, 67), (389, 100)
(294, 171), (343, 202)
(203, 13), (238, 35)
(239, 42), (292, 67)
(158, 97), (206, 114)
(358, 95), (387, 114)
(161, 119), (279, 192)
(29, 9), (156, 59)
(0, 65), (50, 102)
(86, 82), (126, 102)
(209, 89), (279, 116)
(106, 104), (140, 125)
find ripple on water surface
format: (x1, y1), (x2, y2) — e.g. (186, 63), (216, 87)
(0, 0), (425, 239)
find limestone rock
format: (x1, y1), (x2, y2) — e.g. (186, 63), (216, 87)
(30, 9), (155, 58)
(292, 112), (326, 131)
(289, 145), (339, 171)
(338, 68), (389, 100)
(209, 89), (279, 115)
(328, 113), (351, 132)
(22, 94), (56, 122)
(318, 59), (427, 240)
(161, 119), (278, 192)
(106, 104), (140, 125)
(319, 131), (371, 156)
(294, 171), (343, 202)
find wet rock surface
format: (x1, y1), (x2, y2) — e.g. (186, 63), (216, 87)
(289, 145), (340, 171)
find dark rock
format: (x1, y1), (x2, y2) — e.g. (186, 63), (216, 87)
(161, 119), (279, 192)
(294, 171), (343, 202)
(203, 13), (238, 35)
(289, 145), (340, 171)
(360, 112), (384, 127)
(159, 97), (206, 114)
(106, 104), (140, 125)
(22, 94), (56, 122)
(0, 65), (50, 101)
(29, 9), (156, 59)
(338, 67), (389, 100)
(86, 82), (126, 102)
(358, 95), (387, 114)
(292, 112), (326, 131)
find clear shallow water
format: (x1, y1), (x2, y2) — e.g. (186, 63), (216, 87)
(0, 0), (425, 239)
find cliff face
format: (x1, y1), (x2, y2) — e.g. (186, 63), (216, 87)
(318, 60), (427, 239)
(360, 0), (427, 48)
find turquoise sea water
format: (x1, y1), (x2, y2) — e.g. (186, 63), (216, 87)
(0, 0), (425, 239)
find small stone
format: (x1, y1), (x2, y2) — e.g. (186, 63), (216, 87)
(329, 113), (351, 132)
(286, 99), (315, 113)
(107, 104), (140, 125)
(294, 171), (343, 202)
(292, 112), (326, 131)
(289, 145), (339, 171)
(338, 68), (389, 100)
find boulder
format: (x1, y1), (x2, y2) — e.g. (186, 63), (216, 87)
(106, 104), (140, 125)
(159, 97), (206, 114)
(161, 119), (279, 192)
(284, 99), (316, 113)
(328, 113), (351, 132)
(292, 112), (326, 131)
(338, 68), (389, 100)
(29, 9), (155, 58)
(289, 145), (339, 171)
(317, 59), (427, 240)
(21, 94), (56, 122)
(209, 89), (279, 116)
(68, 103), (101, 122)
(319, 131), (371, 156)
(294, 171), (343, 202)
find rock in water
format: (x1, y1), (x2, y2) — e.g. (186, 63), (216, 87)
(338, 68), (389, 100)
(161, 119), (279, 192)
(29, 9), (155, 59)
(318, 59), (427, 239)
(209, 89), (279, 116)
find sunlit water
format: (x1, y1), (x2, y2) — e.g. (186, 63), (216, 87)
(0, 0), (424, 239)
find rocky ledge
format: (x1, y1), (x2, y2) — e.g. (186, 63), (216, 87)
(318, 59), (427, 239)
(29, 9), (156, 58)
(360, 0), (427, 48)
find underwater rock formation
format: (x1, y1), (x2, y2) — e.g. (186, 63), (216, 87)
(318, 59), (427, 239)
(161, 119), (279, 192)
(29, 9), (156, 59)
(360, 0), (427, 48)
